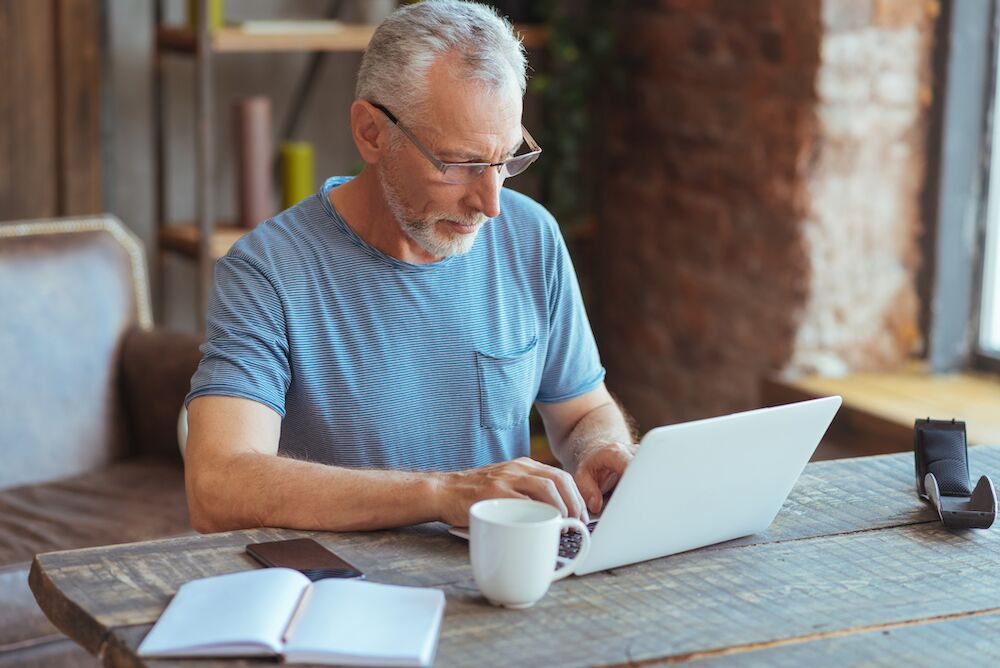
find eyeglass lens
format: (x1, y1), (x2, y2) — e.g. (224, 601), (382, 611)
(441, 152), (540, 185)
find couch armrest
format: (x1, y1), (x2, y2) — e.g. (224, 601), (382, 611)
(120, 328), (203, 461)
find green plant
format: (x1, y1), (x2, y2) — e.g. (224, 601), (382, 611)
(531, 0), (629, 236)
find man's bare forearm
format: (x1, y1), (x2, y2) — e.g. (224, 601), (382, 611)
(186, 451), (443, 533)
(552, 399), (636, 474)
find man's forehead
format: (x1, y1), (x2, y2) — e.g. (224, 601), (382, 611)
(418, 53), (523, 153)
(434, 128), (524, 160)
(424, 88), (521, 130)
(413, 109), (523, 161)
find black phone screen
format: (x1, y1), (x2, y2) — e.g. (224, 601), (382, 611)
(246, 538), (365, 581)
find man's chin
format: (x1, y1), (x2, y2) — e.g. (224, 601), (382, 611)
(430, 232), (478, 258)
(408, 220), (481, 258)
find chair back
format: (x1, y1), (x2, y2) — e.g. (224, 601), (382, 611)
(0, 215), (152, 490)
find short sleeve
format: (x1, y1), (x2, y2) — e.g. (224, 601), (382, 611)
(535, 223), (606, 403)
(185, 255), (291, 416)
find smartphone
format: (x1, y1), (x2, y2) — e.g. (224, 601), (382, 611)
(246, 538), (365, 581)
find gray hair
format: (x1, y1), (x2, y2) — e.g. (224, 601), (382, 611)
(356, 0), (527, 126)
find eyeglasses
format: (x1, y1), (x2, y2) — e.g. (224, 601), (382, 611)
(372, 103), (542, 185)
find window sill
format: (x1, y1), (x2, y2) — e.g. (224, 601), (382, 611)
(762, 361), (1000, 460)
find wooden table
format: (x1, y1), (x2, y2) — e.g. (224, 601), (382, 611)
(30, 447), (1000, 666)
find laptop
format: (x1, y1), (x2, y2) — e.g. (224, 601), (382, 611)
(450, 396), (842, 575)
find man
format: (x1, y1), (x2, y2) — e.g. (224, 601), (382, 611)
(184, 0), (636, 533)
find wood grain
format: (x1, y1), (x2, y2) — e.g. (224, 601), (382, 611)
(681, 609), (1000, 666)
(429, 524), (1000, 667)
(55, 0), (103, 216)
(155, 23), (549, 54)
(0, 0), (58, 220)
(158, 223), (245, 260)
(29, 446), (1000, 667)
(0, 0), (102, 220)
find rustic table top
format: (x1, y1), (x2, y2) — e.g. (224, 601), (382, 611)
(29, 446), (1000, 667)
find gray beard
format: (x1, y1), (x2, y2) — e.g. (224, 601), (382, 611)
(378, 166), (486, 259)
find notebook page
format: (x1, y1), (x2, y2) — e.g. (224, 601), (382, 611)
(283, 579), (446, 667)
(138, 568), (310, 657)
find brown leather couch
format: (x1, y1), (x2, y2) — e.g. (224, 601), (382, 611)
(0, 216), (201, 667)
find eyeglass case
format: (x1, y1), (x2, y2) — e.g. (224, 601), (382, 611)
(914, 418), (996, 529)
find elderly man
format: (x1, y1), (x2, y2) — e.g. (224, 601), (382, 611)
(184, 0), (636, 533)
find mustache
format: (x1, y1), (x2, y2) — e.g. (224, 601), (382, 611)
(426, 213), (489, 227)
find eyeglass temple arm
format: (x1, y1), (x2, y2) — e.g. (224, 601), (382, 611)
(371, 102), (398, 124)
(372, 101), (540, 168)
(371, 102), (449, 171)
(521, 125), (541, 152)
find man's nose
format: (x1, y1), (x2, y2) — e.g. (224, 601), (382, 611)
(465, 167), (503, 219)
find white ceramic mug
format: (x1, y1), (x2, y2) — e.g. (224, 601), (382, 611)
(469, 498), (591, 608)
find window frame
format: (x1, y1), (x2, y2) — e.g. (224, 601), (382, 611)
(925, 0), (1000, 374)
(972, 1), (1000, 374)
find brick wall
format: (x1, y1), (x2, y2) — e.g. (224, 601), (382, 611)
(596, 0), (935, 430)
(790, 0), (931, 375)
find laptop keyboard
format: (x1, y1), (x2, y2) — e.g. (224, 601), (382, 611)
(558, 521), (599, 559)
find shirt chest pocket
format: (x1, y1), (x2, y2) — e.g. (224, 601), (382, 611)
(475, 336), (538, 431)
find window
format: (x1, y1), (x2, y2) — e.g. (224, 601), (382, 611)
(928, 0), (1000, 372)
(981, 201), (1000, 356)
(979, 7), (1000, 363)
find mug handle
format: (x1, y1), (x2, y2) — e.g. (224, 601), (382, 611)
(550, 517), (591, 582)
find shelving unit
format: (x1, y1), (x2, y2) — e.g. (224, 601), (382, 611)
(151, 2), (548, 328)
(158, 23), (550, 54)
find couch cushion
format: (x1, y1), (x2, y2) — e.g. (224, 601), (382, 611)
(0, 563), (64, 653)
(0, 457), (190, 658)
(0, 563), (98, 667)
(0, 620), (97, 668)
(0, 217), (152, 490)
(0, 457), (189, 567)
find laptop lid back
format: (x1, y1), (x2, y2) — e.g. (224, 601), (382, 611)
(574, 396), (842, 575)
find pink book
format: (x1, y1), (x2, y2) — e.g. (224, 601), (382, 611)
(235, 96), (275, 228)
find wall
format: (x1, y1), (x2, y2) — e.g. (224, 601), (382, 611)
(0, 0), (102, 220)
(597, 0), (935, 431)
(791, 0), (930, 374)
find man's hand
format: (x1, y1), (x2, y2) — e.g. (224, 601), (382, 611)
(573, 441), (638, 515)
(435, 457), (589, 527)
(534, 383), (638, 515)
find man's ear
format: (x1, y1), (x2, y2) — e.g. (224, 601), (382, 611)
(350, 100), (388, 164)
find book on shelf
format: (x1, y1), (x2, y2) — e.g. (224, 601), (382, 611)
(137, 567), (446, 667)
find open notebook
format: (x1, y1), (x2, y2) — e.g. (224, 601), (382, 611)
(137, 568), (446, 667)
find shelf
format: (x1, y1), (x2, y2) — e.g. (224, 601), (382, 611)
(159, 223), (247, 260)
(157, 23), (549, 54)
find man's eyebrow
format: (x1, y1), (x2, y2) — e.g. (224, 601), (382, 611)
(442, 138), (525, 163)
(441, 150), (485, 162)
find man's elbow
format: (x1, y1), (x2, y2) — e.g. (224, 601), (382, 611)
(186, 472), (225, 534)
(185, 457), (251, 534)
(188, 505), (224, 534)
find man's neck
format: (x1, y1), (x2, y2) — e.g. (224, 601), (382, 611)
(327, 169), (442, 264)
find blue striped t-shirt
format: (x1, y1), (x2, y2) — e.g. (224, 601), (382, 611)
(186, 176), (605, 471)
